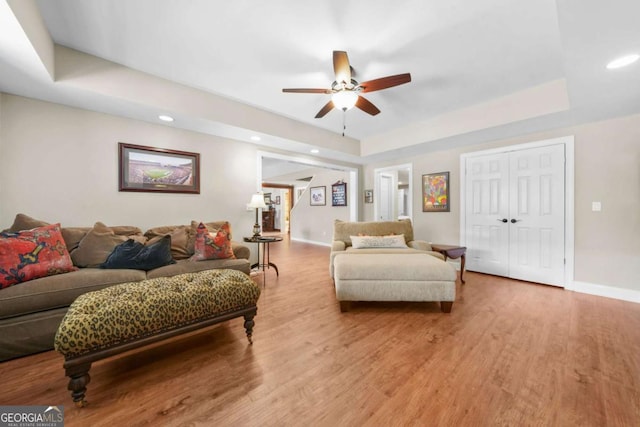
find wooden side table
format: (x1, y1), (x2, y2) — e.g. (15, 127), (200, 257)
(430, 244), (467, 284)
(243, 236), (282, 280)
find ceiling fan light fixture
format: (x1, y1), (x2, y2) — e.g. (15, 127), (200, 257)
(331, 90), (358, 111)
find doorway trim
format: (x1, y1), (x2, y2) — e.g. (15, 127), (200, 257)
(374, 163), (413, 222)
(459, 135), (575, 288)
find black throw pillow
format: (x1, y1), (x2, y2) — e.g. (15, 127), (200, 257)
(101, 235), (175, 271)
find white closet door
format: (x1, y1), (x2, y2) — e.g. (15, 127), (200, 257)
(465, 152), (510, 276)
(508, 144), (565, 286)
(464, 143), (566, 286)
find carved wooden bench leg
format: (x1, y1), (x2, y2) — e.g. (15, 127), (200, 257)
(440, 301), (453, 313)
(339, 301), (351, 312)
(65, 363), (92, 408)
(244, 313), (255, 345)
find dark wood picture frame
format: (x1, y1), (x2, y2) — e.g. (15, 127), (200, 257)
(422, 171), (450, 212)
(310, 186), (326, 206)
(332, 182), (347, 207)
(119, 143), (200, 194)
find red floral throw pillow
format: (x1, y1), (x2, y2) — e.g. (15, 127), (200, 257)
(0, 223), (75, 289)
(190, 222), (235, 261)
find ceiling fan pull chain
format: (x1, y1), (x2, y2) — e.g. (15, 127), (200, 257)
(342, 110), (346, 137)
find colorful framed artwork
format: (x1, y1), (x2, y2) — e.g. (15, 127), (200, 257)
(119, 143), (200, 194)
(332, 182), (347, 207)
(364, 189), (373, 204)
(422, 172), (449, 212)
(310, 186), (326, 206)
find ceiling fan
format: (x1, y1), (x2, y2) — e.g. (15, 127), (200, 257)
(282, 51), (411, 119)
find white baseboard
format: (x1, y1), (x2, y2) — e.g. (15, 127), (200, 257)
(571, 280), (640, 304)
(290, 237), (332, 247)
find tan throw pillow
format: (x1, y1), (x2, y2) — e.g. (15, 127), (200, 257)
(146, 226), (191, 260)
(70, 222), (129, 267)
(8, 214), (50, 232)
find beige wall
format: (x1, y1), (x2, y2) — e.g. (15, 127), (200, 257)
(0, 94), (259, 242)
(2, 93), (638, 294)
(290, 170), (351, 245)
(365, 113), (640, 292)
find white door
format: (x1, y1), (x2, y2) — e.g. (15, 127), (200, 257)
(508, 144), (565, 285)
(465, 144), (566, 286)
(465, 153), (510, 276)
(378, 174), (393, 220)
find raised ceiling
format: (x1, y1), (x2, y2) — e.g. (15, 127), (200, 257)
(1, 0), (639, 163)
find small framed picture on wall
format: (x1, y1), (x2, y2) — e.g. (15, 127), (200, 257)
(364, 189), (373, 204)
(310, 186), (326, 206)
(332, 181), (347, 207)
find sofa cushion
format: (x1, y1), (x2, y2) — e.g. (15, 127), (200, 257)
(6, 213), (50, 232)
(333, 219), (415, 247)
(144, 225), (193, 260)
(0, 267), (146, 319)
(0, 224), (75, 289)
(101, 235), (175, 271)
(350, 234), (408, 249)
(70, 222), (145, 268)
(190, 222), (235, 261)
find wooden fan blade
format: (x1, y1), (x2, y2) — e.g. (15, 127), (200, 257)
(333, 51), (351, 84)
(315, 100), (335, 118)
(359, 73), (411, 93)
(283, 88), (333, 94)
(355, 96), (380, 116)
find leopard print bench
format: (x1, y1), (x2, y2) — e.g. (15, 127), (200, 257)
(54, 269), (260, 407)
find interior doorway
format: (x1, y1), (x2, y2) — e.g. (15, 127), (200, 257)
(374, 163), (413, 221)
(262, 183), (294, 234)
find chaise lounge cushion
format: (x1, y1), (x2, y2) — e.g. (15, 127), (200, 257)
(330, 219), (444, 277)
(333, 219), (414, 246)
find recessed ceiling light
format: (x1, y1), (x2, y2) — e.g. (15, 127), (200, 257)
(158, 115), (174, 122)
(606, 54), (639, 69)
(250, 135), (261, 141)
(310, 149), (320, 154)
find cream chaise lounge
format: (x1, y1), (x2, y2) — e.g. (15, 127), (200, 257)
(330, 219), (457, 312)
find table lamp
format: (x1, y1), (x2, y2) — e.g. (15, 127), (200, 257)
(248, 192), (267, 237)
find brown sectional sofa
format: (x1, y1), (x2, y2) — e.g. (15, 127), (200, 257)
(0, 215), (251, 361)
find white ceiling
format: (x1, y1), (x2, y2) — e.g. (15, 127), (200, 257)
(1, 0), (639, 164)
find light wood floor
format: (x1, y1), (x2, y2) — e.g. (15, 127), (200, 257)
(1, 238), (639, 426)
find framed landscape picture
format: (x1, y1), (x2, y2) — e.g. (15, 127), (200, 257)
(422, 171), (449, 212)
(310, 186), (326, 206)
(119, 143), (200, 194)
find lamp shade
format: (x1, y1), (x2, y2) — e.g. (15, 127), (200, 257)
(248, 193), (267, 209)
(332, 90), (358, 111)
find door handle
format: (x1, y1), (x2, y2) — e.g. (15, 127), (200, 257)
(511, 219), (520, 223)
(497, 218), (508, 223)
